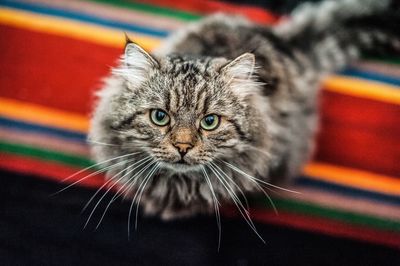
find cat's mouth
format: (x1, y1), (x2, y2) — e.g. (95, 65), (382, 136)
(176, 158), (187, 164)
(160, 158), (202, 173)
(173, 160), (192, 168)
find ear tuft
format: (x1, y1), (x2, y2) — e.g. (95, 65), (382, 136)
(124, 32), (134, 45)
(221, 53), (261, 97)
(124, 42), (158, 69)
(113, 39), (159, 88)
(221, 53), (256, 80)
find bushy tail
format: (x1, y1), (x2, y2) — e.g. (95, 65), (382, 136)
(274, 0), (400, 72)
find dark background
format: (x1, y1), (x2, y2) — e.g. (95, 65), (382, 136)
(2, 170), (400, 266)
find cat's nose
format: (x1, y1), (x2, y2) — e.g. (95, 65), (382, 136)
(173, 142), (193, 156)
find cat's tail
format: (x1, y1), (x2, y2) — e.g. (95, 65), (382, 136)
(274, 0), (400, 72)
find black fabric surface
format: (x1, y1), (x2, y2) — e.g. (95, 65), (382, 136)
(1, 170), (399, 266)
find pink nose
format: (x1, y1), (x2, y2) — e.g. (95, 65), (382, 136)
(174, 143), (193, 156)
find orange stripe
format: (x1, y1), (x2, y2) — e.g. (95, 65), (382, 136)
(304, 162), (400, 196)
(0, 7), (161, 51)
(1, 97), (400, 197)
(323, 75), (400, 105)
(1, 8), (399, 105)
(0, 97), (88, 132)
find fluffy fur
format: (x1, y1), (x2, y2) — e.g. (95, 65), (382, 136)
(89, 0), (399, 220)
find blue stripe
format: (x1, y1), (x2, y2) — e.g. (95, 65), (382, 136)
(0, 0), (169, 37)
(0, 116), (87, 143)
(1, 115), (400, 206)
(297, 176), (400, 206)
(2, 1), (400, 88)
(340, 68), (400, 87)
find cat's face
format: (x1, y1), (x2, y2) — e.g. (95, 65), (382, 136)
(89, 43), (270, 218)
(108, 43), (267, 172)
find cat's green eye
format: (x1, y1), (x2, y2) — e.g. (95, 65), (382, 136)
(150, 109), (170, 126)
(200, 114), (220, 131)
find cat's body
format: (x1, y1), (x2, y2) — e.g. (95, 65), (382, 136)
(89, 0), (399, 219)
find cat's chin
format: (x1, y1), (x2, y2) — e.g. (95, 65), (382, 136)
(160, 161), (203, 174)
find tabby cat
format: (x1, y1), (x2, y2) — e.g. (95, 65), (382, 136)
(88, 0), (399, 227)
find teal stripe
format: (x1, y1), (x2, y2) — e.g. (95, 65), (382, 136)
(252, 196), (400, 232)
(88, 0), (202, 21)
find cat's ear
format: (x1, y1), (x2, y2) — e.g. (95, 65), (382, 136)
(116, 35), (159, 85)
(221, 53), (260, 97)
(221, 53), (256, 80)
(124, 41), (159, 70)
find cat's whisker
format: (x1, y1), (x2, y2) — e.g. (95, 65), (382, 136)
(95, 175), (135, 228)
(93, 157), (154, 228)
(218, 160), (278, 214)
(100, 157), (156, 226)
(123, 158), (157, 199)
(258, 184), (278, 215)
(206, 164), (265, 244)
(134, 162), (161, 230)
(96, 156), (155, 229)
(219, 159), (300, 194)
(81, 171), (121, 214)
(82, 156), (152, 214)
(207, 164), (264, 243)
(58, 151), (142, 184)
(208, 164), (246, 215)
(97, 158), (156, 230)
(201, 166), (222, 251)
(83, 159), (144, 229)
(51, 158), (134, 196)
(210, 162), (250, 211)
(81, 158), (141, 213)
(98, 183), (127, 220)
(127, 160), (158, 238)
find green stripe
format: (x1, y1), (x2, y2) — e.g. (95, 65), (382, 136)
(252, 196), (400, 232)
(1, 139), (400, 232)
(89, 0), (202, 21)
(0, 141), (94, 168)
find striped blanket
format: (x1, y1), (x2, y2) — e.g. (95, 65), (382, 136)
(1, 0), (399, 259)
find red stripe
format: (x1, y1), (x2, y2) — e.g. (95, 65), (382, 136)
(223, 208), (400, 249)
(0, 25), (121, 114)
(140, 0), (279, 24)
(316, 91), (400, 177)
(0, 152), (106, 189)
(1, 25), (399, 177)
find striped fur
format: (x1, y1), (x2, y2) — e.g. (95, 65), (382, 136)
(89, 0), (399, 219)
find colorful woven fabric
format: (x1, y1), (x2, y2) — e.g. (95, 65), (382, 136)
(1, 0), (399, 252)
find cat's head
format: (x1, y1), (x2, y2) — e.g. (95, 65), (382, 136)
(89, 41), (271, 218)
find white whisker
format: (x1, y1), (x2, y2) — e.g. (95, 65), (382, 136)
(211, 162), (250, 211)
(60, 151), (142, 184)
(83, 160), (142, 229)
(206, 164), (265, 244)
(134, 162), (160, 230)
(92, 157), (154, 229)
(127, 160), (158, 238)
(81, 157), (150, 213)
(220, 159), (300, 194)
(81, 174), (120, 214)
(217, 161), (278, 214)
(51, 159), (131, 196)
(201, 166), (222, 251)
